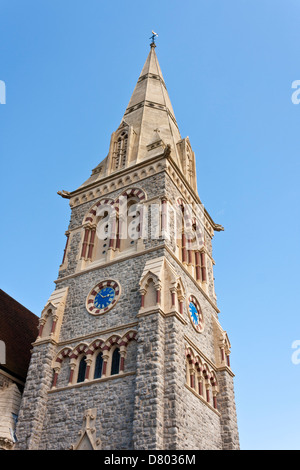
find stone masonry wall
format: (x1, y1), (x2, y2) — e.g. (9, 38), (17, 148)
(38, 374), (136, 450)
(16, 161), (239, 450)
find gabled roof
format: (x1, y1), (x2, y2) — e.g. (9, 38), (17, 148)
(0, 290), (39, 382)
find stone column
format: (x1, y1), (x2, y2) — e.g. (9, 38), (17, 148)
(51, 366), (61, 389)
(68, 360), (76, 385)
(101, 353), (110, 378)
(37, 319), (46, 340)
(217, 369), (240, 450)
(119, 347), (127, 374)
(62, 231), (70, 264)
(85, 356), (93, 381)
(81, 227), (90, 259)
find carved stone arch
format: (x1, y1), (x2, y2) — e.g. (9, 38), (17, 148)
(185, 347), (197, 389)
(68, 343), (90, 384)
(107, 120), (137, 173)
(218, 331), (231, 367)
(103, 334), (122, 352)
(86, 339), (105, 380)
(38, 303), (55, 339)
(140, 271), (160, 291)
(176, 136), (197, 191)
(81, 198), (117, 263)
(176, 198), (193, 264)
(52, 347), (72, 388)
(37, 288), (69, 342)
(210, 370), (219, 409)
(193, 355), (203, 393)
(120, 330), (138, 346)
(102, 335), (122, 376)
(177, 197), (192, 226)
(185, 346), (195, 364)
(112, 124), (129, 171)
(140, 273), (159, 310)
(54, 347), (72, 365)
(116, 187), (146, 206)
(210, 370), (219, 389)
(111, 330), (138, 374)
(194, 355), (202, 372)
(222, 332), (231, 353)
(113, 188), (146, 253)
(139, 257), (179, 313)
(70, 343), (90, 360)
(87, 339), (105, 356)
(83, 198), (116, 226)
(173, 276), (186, 315)
(202, 362), (212, 404)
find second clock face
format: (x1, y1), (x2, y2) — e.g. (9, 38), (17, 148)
(189, 302), (199, 325)
(187, 295), (204, 333)
(86, 280), (120, 315)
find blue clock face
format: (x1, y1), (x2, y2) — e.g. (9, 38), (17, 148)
(188, 295), (204, 332)
(189, 302), (199, 326)
(94, 287), (115, 309)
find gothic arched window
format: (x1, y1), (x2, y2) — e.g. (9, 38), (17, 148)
(113, 132), (128, 170)
(94, 352), (103, 379)
(111, 348), (120, 375)
(77, 356), (87, 383)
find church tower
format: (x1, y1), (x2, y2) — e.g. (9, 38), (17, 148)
(15, 40), (239, 450)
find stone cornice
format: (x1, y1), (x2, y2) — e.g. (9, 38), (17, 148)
(137, 307), (188, 325)
(137, 72), (167, 90)
(54, 244), (220, 314)
(55, 246), (165, 284)
(33, 321), (139, 349)
(48, 371), (135, 394)
(63, 150), (222, 235)
(68, 153), (167, 199)
(124, 99), (179, 131)
(216, 365), (235, 377)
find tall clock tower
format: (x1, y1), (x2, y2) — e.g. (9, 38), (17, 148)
(15, 40), (239, 450)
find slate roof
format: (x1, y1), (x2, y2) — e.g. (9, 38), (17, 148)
(0, 289), (39, 382)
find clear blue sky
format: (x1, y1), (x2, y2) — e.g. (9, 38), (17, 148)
(1, 0), (300, 450)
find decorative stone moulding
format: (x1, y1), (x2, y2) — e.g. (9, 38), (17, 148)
(187, 294), (204, 333)
(69, 160), (165, 209)
(86, 279), (121, 316)
(36, 287), (69, 342)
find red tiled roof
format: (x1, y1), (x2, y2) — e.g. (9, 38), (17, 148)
(0, 289), (39, 381)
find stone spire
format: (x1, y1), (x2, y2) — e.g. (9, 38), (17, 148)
(76, 42), (198, 193)
(121, 42), (182, 166)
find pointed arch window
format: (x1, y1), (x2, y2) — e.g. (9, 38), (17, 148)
(113, 132), (128, 170)
(94, 352), (103, 379)
(111, 348), (120, 375)
(77, 356), (87, 383)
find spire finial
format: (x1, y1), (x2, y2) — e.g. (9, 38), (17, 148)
(150, 30), (158, 47)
